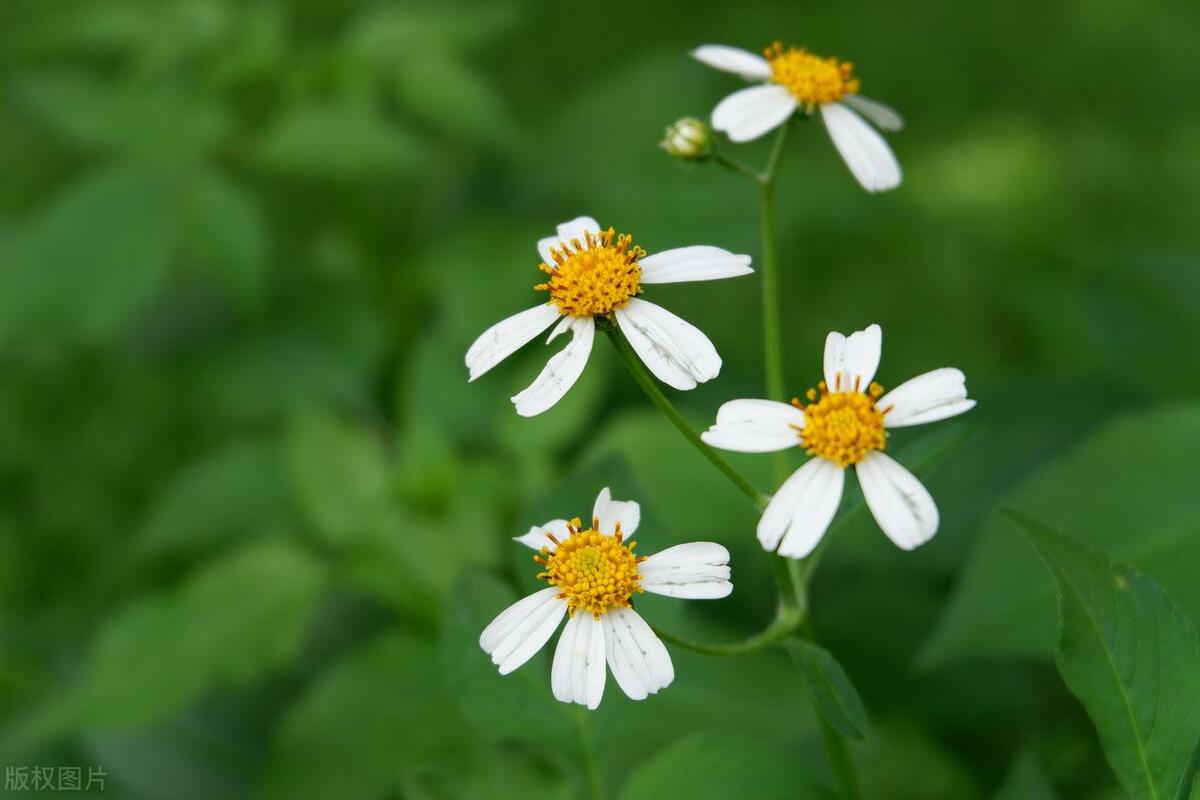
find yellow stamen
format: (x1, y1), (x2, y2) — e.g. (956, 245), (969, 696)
(535, 517), (644, 618)
(535, 227), (644, 317)
(765, 42), (859, 107)
(791, 380), (888, 467)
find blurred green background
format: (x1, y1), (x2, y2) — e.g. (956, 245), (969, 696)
(1, 0), (1198, 798)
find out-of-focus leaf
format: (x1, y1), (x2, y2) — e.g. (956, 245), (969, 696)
(136, 437), (289, 561)
(1013, 513), (1200, 800)
(45, 540), (325, 733)
(992, 751), (1059, 800)
(857, 720), (981, 800)
(440, 572), (573, 747)
(11, 71), (232, 158)
(395, 52), (512, 143)
(286, 409), (389, 547)
(786, 640), (868, 740)
(0, 164), (174, 345)
(619, 731), (830, 800)
(254, 106), (425, 180)
(261, 633), (476, 800)
(402, 748), (574, 800)
(344, 3), (518, 59)
(920, 405), (1200, 666)
(189, 328), (370, 420)
(180, 170), (269, 310)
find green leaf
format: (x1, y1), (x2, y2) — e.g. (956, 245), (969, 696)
(254, 106), (425, 180)
(920, 405), (1200, 665)
(49, 539), (325, 732)
(992, 751), (1059, 800)
(135, 437), (289, 561)
(1011, 512), (1200, 800)
(786, 640), (868, 740)
(618, 731), (831, 800)
(179, 170), (269, 310)
(0, 164), (175, 345)
(286, 410), (389, 546)
(395, 52), (512, 143)
(440, 572), (573, 747)
(261, 632), (476, 800)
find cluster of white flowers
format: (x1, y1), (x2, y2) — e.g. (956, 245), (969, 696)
(467, 41), (973, 709)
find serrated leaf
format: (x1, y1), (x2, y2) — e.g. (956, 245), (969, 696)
(0, 164), (175, 345)
(920, 405), (1200, 666)
(180, 170), (269, 310)
(286, 410), (389, 546)
(135, 437), (289, 561)
(261, 633), (476, 800)
(48, 540), (325, 733)
(618, 731), (831, 800)
(440, 572), (573, 747)
(786, 639), (868, 740)
(1011, 512), (1200, 800)
(254, 106), (424, 180)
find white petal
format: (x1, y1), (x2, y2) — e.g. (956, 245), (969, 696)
(511, 317), (595, 417)
(513, 518), (573, 551)
(841, 94), (904, 131)
(602, 608), (673, 701)
(465, 304), (560, 381)
(556, 216), (602, 246)
(820, 102), (902, 193)
(856, 450), (938, 550)
(592, 487), (640, 537)
(823, 323), (882, 393)
(553, 612), (606, 709)
(639, 246), (753, 285)
(879, 368), (975, 428)
(701, 398), (805, 453)
(479, 587), (566, 674)
(757, 458), (844, 557)
(711, 85), (798, 143)
(545, 315), (572, 343)
(614, 298), (721, 390)
(537, 235), (559, 265)
(690, 44), (773, 81)
(639, 542), (732, 599)
(777, 460), (845, 559)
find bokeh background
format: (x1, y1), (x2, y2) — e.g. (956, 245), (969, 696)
(1, 0), (1198, 798)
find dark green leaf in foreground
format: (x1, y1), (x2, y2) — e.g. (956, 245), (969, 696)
(619, 731), (831, 800)
(1011, 512), (1200, 800)
(786, 639), (868, 740)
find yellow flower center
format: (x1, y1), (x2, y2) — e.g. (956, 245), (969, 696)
(535, 227), (644, 317)
(792, 381), (889, 467)
(534, 517), (644, 617)
(765, 42), (860, 106)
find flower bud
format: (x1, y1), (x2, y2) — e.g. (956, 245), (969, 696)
(660, 117), (711, 161)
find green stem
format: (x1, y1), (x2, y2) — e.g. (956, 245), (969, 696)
(711, 152), (762, 182)
(573, 709), (605, 800)
(651, 605), (798, 656)
(603, 324), (767, 510)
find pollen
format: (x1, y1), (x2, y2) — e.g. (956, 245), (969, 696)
(792, 380), (889, 468)
(534, 518), (644, 617)
(536, 227), (645, 317)
(765, 42), (860, 107)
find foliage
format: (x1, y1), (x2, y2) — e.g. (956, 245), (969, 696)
(0, 0), (1198, 798)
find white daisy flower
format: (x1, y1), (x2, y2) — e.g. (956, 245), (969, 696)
(479, 487), (733, 709)
(692, 42), (904, 192)
(465, 215), (753, 417)
(701, 324), (974, 559)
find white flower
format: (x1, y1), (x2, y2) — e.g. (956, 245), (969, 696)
(692, 42), (904, 192)
(701, 324), (974, 558)
(479, 487), (733, 709)
(465, 216), (752, 416)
